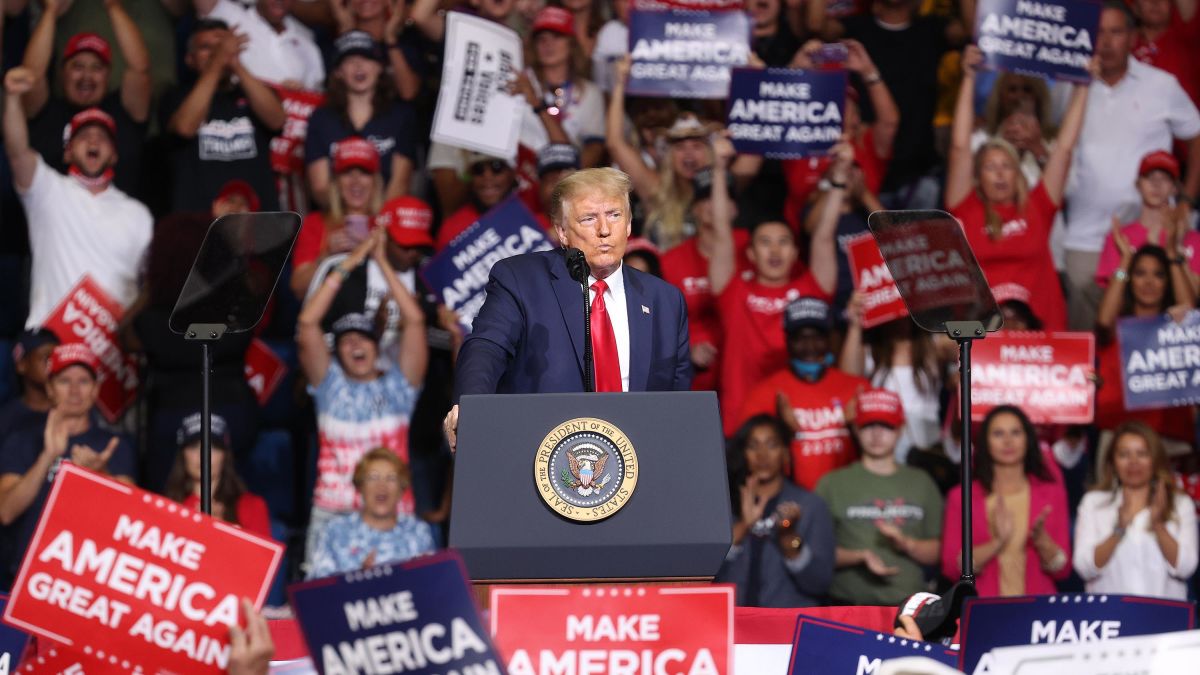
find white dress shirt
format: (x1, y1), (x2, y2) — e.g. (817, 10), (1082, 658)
(1073, 489), (1198, 600)
(589, 264), (630, 392)
(205, 0), (326, 91)
(1064, 57), (1200, 253)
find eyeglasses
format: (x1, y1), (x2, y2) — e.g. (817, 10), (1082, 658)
(364, 472), (400, 484)
(470, 160), (509, 176)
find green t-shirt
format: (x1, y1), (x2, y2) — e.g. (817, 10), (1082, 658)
(815, 462), (944, 605)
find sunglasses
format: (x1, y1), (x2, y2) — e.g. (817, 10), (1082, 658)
(470, 160), (510, 176)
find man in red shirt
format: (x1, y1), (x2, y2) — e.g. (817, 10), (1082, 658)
(434, 152), (517, 251)
(1132, 0), (1200, 107)
(708, 140), (840, 435)
(661, 167), (751, 391)
(739, 297), (870, 490)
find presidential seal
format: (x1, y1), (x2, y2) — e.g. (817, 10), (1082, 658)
(533, 417), (638, 522)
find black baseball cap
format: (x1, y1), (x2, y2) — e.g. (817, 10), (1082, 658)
(783, 297), (832, 334)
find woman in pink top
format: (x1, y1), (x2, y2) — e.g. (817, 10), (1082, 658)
(941, 405), (1071, 597)
(1095, 150), (1200, 288)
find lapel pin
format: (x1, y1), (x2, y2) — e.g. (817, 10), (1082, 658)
(641, 305), (651, 315)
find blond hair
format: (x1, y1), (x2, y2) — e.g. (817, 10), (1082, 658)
(549, 167), (633, 230)
(351, 447), (411, 492)
(973, 138), (1029, 240)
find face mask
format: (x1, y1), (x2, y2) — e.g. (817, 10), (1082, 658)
(790, 353), (833, 382)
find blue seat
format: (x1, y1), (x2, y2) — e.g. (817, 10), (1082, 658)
(265, 518), (292, 607)
(240, 429), (294, 522)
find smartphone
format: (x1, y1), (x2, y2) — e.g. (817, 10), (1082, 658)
(344, 214), (370, 243)
(811, 43), (849, 66)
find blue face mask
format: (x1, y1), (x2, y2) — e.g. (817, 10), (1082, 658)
(790, 353), (834, 381)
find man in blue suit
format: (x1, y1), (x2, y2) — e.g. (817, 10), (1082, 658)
(444, 168), (692, 449)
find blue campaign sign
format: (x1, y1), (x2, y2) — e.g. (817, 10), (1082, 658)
(0, 596), (30, 671)
(974, 0), (1101, 82)
(287, 550), (504, 675)
(959, 593), (1195, 674)
(421, 196), (553, 332)
(726, 68), (846, 158)
(627, 9), (751, 98)
(787, 616), (958, 674)
(1117, 310), (1200, 411)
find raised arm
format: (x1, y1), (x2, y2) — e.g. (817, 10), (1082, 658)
(409, 0), (446, 42)
(107, 0), (152, 122)
(382, 0), (421, 100)
(706, 135), (737, 295)
(605, 55), (660, 201)
(807, 143), (851, 295)
(371, 231), (428, 385)
(168, 31), (234, 137)
(946, 45), (982, 208)
(296, 230), (382, 386)
(838, 291), (867, 375)
(844, 39), (898, 159)
(1041, 76), (1092, 204)
(3, 67), (39, 191)
(1096, 218), (1133, 333)
(19, 0), (61, 117)
(231, 39), (285, 131)
(512, 71), (570, 144)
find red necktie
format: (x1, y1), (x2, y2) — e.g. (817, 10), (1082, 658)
(590, 279), (622, 392)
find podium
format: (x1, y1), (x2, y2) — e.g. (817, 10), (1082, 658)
(449, 391), (732, 583)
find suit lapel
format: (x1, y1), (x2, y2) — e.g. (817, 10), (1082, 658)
(625, 266), (651, 392)
(550, 257), (587, 374)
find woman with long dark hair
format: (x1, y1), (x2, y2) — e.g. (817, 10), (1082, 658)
(164, 413), (271, 539)
(305, 30), (415, 209)
(1074, 422), (1197, 599)
(940, 405), (1071, 596)
(1095, 243), (1196, 447)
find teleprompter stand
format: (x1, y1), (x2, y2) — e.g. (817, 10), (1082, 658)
(168, 212), (301, 514)
(867, 210), (1003, 597)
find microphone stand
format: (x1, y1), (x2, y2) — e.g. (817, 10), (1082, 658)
(565, 248), (594, 392)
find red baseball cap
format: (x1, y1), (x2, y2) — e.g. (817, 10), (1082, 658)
(214, 179), (261, 212)
(378, 196), (434, 247)
(1138, 150), (1180, 180)
(47, 343), (99, 379)
(855, 388), (905, 429)
(67, 107), (117, 143)
(532, 7), (575, 37)
(64, 32), (112, 65)
(991, 282), (1032, 306)
(332, 136), (380, 174)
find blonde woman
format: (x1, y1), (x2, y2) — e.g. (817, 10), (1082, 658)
(290, 137), (385, 297)
(605, 56), (713, 250)
(946, 45), (1091, 331)
(1073, 422), (1197, 599)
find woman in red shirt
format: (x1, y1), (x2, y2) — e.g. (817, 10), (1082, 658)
(164, 412), (272, 541)
(290, 137), (384, 297)
(945, 46), (1091, 331)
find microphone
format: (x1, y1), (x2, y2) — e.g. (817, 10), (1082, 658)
(562, 248), (594, 392)
(564, 247), (589, 284)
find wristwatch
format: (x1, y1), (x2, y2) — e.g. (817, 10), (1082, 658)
(1113, 524), (1126, 539)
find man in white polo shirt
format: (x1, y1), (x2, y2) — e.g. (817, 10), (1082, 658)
(195, 0), (325, 91)
(3, 67), (152, 328)
(1062, 0), (1200, 330)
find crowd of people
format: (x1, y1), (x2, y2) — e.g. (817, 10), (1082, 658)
(0, 0), (1198, 618)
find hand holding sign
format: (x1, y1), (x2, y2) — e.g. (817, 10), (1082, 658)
(228, 599), (273, 675)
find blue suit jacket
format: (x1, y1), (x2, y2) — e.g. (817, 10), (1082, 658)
(453, 250), (692, 399)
